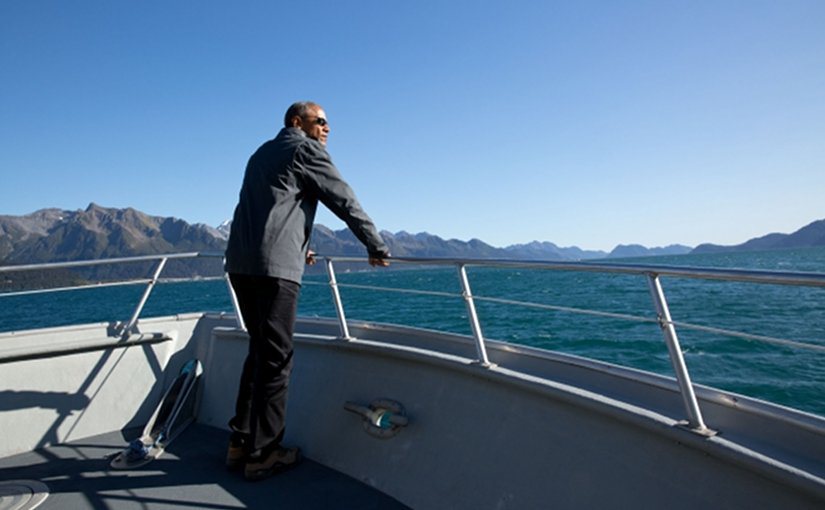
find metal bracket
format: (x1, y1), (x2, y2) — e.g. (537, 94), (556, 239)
(675, 420), (718, 437)
(344, 399), (409, 438)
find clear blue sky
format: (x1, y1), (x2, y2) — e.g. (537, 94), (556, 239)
(2, 1), (824, 251)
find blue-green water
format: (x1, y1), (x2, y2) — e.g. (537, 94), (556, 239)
(2, 248), (824, 417)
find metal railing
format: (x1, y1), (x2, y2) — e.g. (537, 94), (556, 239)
(316, 256), (825, 435)
(3, 252), (825, 435)
(0, 252), (229, 335)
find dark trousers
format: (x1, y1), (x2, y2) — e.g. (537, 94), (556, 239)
(228, 273), (300, 453)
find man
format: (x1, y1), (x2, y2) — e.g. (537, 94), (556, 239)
(224, 101), (390, 481)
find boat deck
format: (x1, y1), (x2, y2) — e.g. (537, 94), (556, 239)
(0, 424), (410, 510)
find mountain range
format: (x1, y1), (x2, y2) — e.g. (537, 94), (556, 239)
(1, 204), (823, 271)
(0, 204), (225, 264)
(692, 219), (825, 254)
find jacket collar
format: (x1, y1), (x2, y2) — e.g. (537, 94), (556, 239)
(281, 127), (307, 138)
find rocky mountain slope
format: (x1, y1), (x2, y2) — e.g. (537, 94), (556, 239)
(692, 219), (825, 254)
(0, 203), (225, 264)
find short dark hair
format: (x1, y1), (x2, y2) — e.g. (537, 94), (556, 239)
(284, 101), (320, 127)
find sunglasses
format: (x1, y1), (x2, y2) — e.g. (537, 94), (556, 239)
(308, 117), (328, 126)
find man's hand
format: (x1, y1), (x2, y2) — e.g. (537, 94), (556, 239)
(306, 250), (317, 265)
(369, 254), (390, 267)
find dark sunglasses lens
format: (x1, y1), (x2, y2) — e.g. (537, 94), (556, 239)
(315, 118), (328, 126)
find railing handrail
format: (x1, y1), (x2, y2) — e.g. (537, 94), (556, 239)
(0, 251), (225, 273)
(0, 252), (229, 334)
(312, 254), (825, 435)
(3, 251), (825, 288)
(320, 255), (825, 288)
(303, 277), (825, 353)
(3, 251), (823, 434)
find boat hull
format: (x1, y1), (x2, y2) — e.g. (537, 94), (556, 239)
(2, 314), (823, 509)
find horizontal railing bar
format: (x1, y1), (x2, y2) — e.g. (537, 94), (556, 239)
(320, 256), (825, 288)
(314, 276), (825, 353)
(305, 280), (460, 300)
(0, 251), (223, 273)
(157, 276), (225, 283)
(0, 279), (154, 297)
(5, 252), (825, 288)
(477, 295), (825, 353)
(669, 321), (825, 353)
(473, 295), (660, 324)
(0, 275), (226, 298)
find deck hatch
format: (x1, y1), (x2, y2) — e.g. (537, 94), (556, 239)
(0, 480), (48, 510)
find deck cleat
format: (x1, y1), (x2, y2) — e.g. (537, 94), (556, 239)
(344, 399), (409, 438)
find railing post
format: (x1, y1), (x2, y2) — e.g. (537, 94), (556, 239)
(123, 257), (168, 335)
(224, 270), (246, 331)
(646, 273), (712, 435)
(325, 258), (351, 340)
(457, 264), (492, 367)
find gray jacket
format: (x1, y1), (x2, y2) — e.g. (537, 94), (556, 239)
(225, 127), (388, 283)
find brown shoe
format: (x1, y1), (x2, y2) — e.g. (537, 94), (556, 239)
(244, 445), (301, 481)
(226, 431), (250, 471)
(225, 444), (246, 471)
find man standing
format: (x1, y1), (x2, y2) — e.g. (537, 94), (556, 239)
(224, 101), (390, 481)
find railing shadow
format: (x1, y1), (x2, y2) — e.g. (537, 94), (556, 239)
(0, 425), (409, 510)
(0, 390), (91, 413)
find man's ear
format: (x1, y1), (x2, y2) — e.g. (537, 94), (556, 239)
(289, 115), (302, 128)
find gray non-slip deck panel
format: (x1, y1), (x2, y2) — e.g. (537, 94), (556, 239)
(0, 424), (410, 509)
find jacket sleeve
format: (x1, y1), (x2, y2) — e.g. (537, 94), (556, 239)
(297, 142), (390, 257)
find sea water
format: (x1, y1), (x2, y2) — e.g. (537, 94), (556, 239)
(1, 248), (824, 416)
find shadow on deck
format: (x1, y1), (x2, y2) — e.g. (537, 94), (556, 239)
(0, 424), (410, 509)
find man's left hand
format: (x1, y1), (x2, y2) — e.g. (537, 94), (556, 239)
(369, 255), (390, 267)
